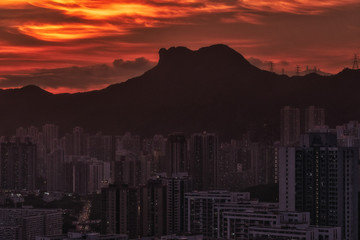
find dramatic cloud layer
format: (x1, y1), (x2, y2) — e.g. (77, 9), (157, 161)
(0, 0), (359, 92)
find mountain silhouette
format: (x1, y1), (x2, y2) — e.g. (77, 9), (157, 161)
(1, 44), (360, 140)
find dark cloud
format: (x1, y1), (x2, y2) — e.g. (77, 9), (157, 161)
(248, 57), (290, 69)
(0, 4), (100, 47)
(146, 0), (206, 8)
(113, 57), (154, 69)
(279, 61), (290, 66)
(0, 4), (91, 25)
(0, 26), (51, 46)
(0, 58), (156, 90)
(248, 57), (268, 68)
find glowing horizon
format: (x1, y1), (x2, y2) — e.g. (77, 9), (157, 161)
(0, 0), (359, 92)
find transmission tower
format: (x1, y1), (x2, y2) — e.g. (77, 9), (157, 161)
(269, 61), (274, 72)
(296, 65), (300, 76)
(353, 54), (359, 70)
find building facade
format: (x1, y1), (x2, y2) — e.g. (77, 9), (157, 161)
(279, 131), (359, 240)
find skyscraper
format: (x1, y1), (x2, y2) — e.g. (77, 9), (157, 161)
(304, 106), (325, 132)
(189, 132), (219, 190)
(164, 173), (192, 235)
(279, 130), (359, 240)
(167, 133), (187, 177)
(336, 121), (360, 147)
(46, 148), (65, 192)
(73, 126), (89, 156)
(65, 156), (108, 194)
(140, 179), (167, 237)
(0, 138), (36, 190)
(112, 153), (145, 187)
(280, 106), (300, 146)
(41, 124), (59, 152)
(101, 184), (139, 238)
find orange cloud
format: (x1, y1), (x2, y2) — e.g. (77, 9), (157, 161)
(0, 0), (29, 7)
(29, 0), (235, 20)
(240, 0), (360, 14)
(17, 23), (127, 41)
(1, 0), (236, 43)
(3, 0), (357, 44)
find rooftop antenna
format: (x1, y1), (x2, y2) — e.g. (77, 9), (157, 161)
(296, 65), (300, 76)
(353, 54), (359, 70)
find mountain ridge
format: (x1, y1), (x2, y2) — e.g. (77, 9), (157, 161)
(0, 44), (360, 139)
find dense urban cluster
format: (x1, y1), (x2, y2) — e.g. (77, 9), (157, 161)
(0, 126), (275, 194)
(0, 106), (359, 240)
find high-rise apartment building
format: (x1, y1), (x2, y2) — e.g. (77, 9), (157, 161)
(112, 152), (150, 187)
(279, 130), (359, 240)
(336, 121), (360, 147)
(46, 148), (65, 192)
(65, 156), (109, 194)
(89, 133), (115, 163)
(184, 191), (250, 238)
(167, 133), (187, 177)
(101, 184), (139, 239)
(139, 179), (167, 237)
(304, 106), (325, 132)
(164, 174), (192, 235)
(0, 138), (36, 190)
(184, 190), (340, 240)
(280, 106), (300, 146)
(0, 208), (62, 240)
(189, 132), (218, 190)
(41, 124), (59, 152)
(73, 126), (89, 156)
(116, 132), (141, 155)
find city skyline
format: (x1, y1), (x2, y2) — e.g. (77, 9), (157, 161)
(0, 0), (359, 92)
(1, 114), (359, 239)
(0, 1), (359, 239)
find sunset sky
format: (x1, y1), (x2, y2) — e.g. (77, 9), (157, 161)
(0, 0), (359, 93)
